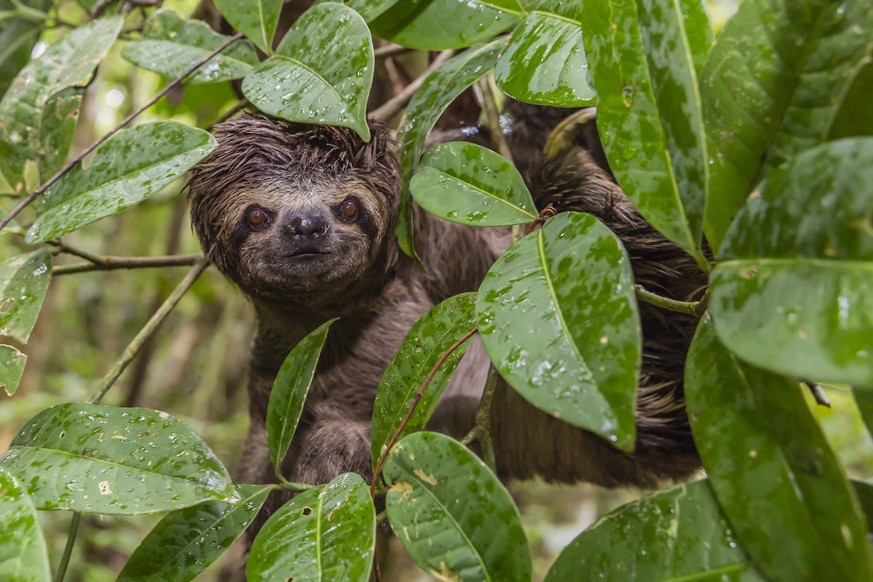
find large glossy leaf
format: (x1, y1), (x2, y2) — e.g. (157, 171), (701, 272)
(0, 344), (26, 396)
(0, 249), (51, 343)
(681, 0), (712, 77)
(0, 468), (50, 582)
(685, 318), (873, 581)
(267, 319), (334, 480)
(122, 10), (258, 84)
(213, 0), (281, 53)
(580, 0), (707, 264)
(0, 0), (50, 97)
(118, 484), (271, 582)
(395, 39), (504, 258)
(385, 432), (531, 581)
(701, 0), (873, 253)
(327, 0), (400, 21)
(828, 58), (873, 140)
(494, 1), (596, 107)
(0, 403), (238, 514)
(410, 142), (537, 226)
(371, 293), (477, 470)
(711, 139), (873, 386)
(370, 0), (521, 50)
(476, 212), (640, 449)
(242, 3), (373, 141)
(247, 473), (375, 582)
(25, 121), (216, 244)
(545, 479), (763, 581)
(0, 16), (122, 193)
(40, 86), (84, 179)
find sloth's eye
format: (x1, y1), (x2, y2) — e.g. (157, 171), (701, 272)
(246, 207), (270, 230)
(340, 198), (358, 220)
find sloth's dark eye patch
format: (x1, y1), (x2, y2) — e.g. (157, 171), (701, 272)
(339, 198), (359, 221)
(245, 205), (271, 231)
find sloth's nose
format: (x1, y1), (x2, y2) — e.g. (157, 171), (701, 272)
(285, 213), (329, 238)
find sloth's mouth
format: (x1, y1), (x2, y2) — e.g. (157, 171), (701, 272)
(283, 247), (329, 260)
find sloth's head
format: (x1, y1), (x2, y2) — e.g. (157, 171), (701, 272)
(188, 114), (400, 305)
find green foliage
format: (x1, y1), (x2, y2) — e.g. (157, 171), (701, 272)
(0, 467), (50, 581)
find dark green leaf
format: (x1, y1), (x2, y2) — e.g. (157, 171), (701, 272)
(39, 86), (84, 179)
(854, 389), (873, 441)
(680, 0), (712, 77)
(371, 293), (477, 470)
(0, 403), (238, 514)
(0, 468), (50, 582)
(267, 319), (334, 480)
(25, 121), (216, 244)
(213, 0), (281, 53)
(0, 0), (50, 97)
(242, 3), (373, 141)
(411, 142), (537, 226)
(0, 249), (51, 343)
(0, 344), (26, 396)
(476, 212), (640, 449)
(700, 0), (873, 252)
(247, 473), (375, 582)
(327, 0), (399, 21)
(395, 40), (504, 258)
(580, 0), (708, 263)
(118, 484), (271, 582)
(122, 9), (258, 84)
(828, 58), (873, 140)
(712, 139), (873, 386)
(0, 16), (123, 194)
(494, 1), (596, 107)
(685, 318), (873, 581)
(545, 479), (763, 581)
(385, 432), (530, 581)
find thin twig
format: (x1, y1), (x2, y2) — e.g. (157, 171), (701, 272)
(52, 253), (203, 276)
(542, 107), (598, 162)
(278, 480), (314, 492)
(525, 204), (557, 236)
(466, 365), (500, 471)
(370, 50), (454, 122)
(54, 512), (80, 582)
(478, 77), (513, 164)
(0, 33), (245, 232)
(804, 381), (831, 408)
(634, 284), (703, 317)
(369, 327), (478, 498)
(374, 44), (412, 59)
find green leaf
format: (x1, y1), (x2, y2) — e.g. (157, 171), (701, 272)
(39, 86), (84, 179)
(384, 432), (531, 581)
(0, 15), (123, 193)
(0, 250), (51, 343)
(828, 57), (873, 140)
(0, 0), (50, 97)
(213, 0), (281, 53)
(476, 212), (640, 449)
(118, 484), (271, 582)
(545, 480), (763, 581)
(122, 9), (259, 84)
(854, 389), (873, 441)
(325, 0), (400, 21)
(411, 142), (537, 226)
(711, 139), (873, 386)
(25, 121), (216, 244)
(0, 403), (238, 514)
(247, 473), (375, 582)
(242, 3), (374, 141)
(0, 344), (26, 396)
(494, 1), (596, 107)
(371, 293), (477, 470)
(395, 39), (504, 258)
(0, 468), (50, 582)
(370, 0), (521, 50)
(580, 0), (708, 263)
(680, 0), (712, 77)
(700, 0), (873, 253)
(685, 318), (873, 581)
(267, 319), (334, 480)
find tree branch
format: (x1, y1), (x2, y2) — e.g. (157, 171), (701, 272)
(52, 253), (203, 276)
(370, 50), (454, 122)
(460, 364), (499, 471)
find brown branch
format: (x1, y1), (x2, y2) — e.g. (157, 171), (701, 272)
(0, 32), (245, 233)
(374, 44), (412, 59)
(459, 364), (499, 470)
(525, 204), (557, 236)
(370, 327), (478, 498)
(370, 50), (454, 122)
(52, 253), (203, 276)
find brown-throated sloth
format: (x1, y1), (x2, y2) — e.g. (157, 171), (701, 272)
(186, 109), (705, 532)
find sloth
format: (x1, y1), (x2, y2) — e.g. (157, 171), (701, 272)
(186, 109), (706, 532)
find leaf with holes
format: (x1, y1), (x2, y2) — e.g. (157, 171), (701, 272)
(0, 250), (51, 343)
(0, 468), (50, 582)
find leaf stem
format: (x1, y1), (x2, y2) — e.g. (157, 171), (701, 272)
(278, 480), (314, 492)
(55, 511), (80, 582)
(634, 284), (705, 317)
(460, 365), (499, 471)
(371, 50), (454, 122)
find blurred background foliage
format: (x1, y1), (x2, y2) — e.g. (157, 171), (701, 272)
(2, 0), (870, 579)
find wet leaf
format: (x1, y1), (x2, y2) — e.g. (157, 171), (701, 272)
(118, 484), (271, 582)
(267, 319), (334, 480)
(0, 249), (52, 343)
(828, 58), (873, 141)
(700, 0), (873, 252)
(39, 86), (84, 179)
(0, 403), (238, 514)
(122, 9), (258, 84)
(325, 0), (399, 21)
(213, 0), (281, 53)
(411, 142), (537, 226)
(247, 473), (374, 582)
(680, 0), (712, 77)
(25, 121), (216, 244)
(685, 318), (873, 581)
(580, 0), (708, 264)
(494, 1), (596, 107)
(371, 293), (477, 470)
(0, 468), (50, 582)
(242, 3), (373, 141)
(384, 432), (531, 581)
(711, 139), (873, 386)
(395, 39), (504, 258)
(370, 0), (521, 50)
(0, 345), (26, 396)
(854, 389), (873, 441)
(0, 0), (50, 97)
(545, 479), (763, 581)
(0, 16), (122, 193)
(476, 212), (640, 450)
